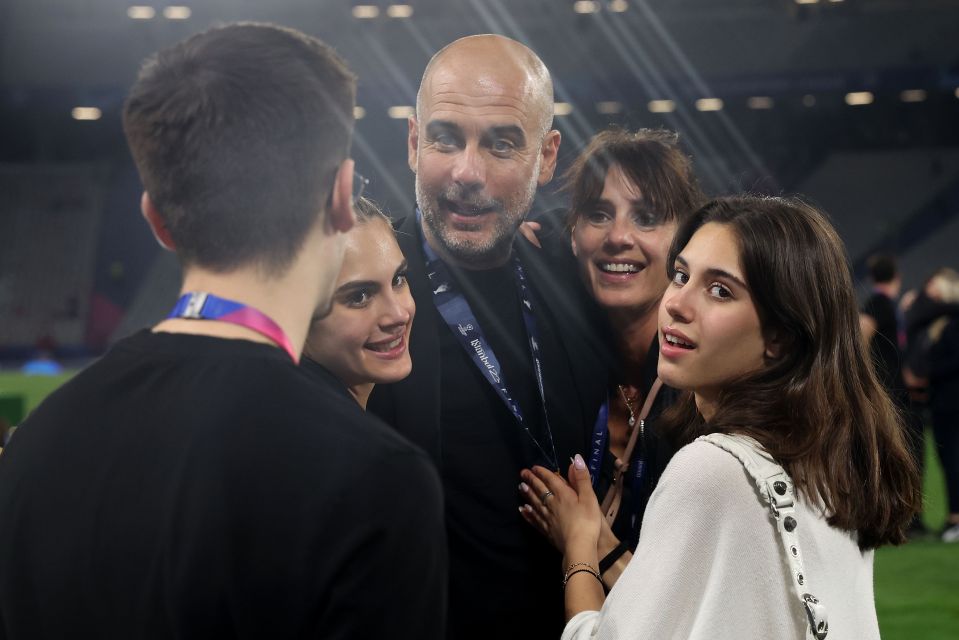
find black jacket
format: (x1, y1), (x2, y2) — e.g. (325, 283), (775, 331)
(369, 213), (613, 467)
(367, 213), (612, 640)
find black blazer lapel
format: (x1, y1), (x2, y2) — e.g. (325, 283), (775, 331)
(514, 235), (613, 464)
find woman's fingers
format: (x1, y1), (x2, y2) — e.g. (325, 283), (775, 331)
(520, 468), (556, 504)
(530, 465), (571, 497)
(519, 480), (552, 522)
(519, 221), (542, 248)
(568, 454), (593, 494)
(519, 504), (549, 535)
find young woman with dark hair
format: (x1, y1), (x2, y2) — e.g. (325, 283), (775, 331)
(523, 196), (921, 639)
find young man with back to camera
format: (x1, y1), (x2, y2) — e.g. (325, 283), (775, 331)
(0, 22), (446, 639)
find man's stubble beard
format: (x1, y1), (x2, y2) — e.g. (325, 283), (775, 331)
(416, 161), (540, 268)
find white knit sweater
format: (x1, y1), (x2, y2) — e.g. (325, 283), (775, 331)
(563, 440), (879, 640)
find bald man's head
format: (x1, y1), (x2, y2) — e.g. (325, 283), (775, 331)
(408, 34), (561, 269)
(416, 34), (555, 141)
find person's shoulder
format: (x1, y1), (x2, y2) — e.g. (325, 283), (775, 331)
(314, 400), (442, 513)
(243, 365), (440, 493)
(658, 439), (755, 505)
(672, 438), (756, 475)
(272, 368), (410, 445)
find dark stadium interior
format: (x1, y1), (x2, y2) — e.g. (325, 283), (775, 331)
(2, 0), (958, 357)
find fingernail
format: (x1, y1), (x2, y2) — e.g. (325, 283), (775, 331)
(519, 482), (529, 492)
(574, 454), (586, 470)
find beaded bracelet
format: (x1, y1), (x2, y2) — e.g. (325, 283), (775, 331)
(563, 562), (602, 587)
(563, 567), (603, 588)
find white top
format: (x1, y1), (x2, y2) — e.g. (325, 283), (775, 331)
(563, 440), (879, 640)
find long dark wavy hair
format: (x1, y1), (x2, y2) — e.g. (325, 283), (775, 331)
(660, 196), (921, 550)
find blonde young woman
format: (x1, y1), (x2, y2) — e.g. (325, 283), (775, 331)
(302, 198), (415, 408)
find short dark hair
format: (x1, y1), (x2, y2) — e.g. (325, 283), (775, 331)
(867, 253), (898, 284)
(662, 196), (921, 550)
(123, 22), (356, 274)
(563, 127), (703, 230)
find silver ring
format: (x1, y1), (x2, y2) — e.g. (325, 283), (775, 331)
(541, 490), (554, 502)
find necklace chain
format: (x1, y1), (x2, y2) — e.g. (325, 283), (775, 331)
(617, 384), (639, 429)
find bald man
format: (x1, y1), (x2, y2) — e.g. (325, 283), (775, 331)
(368, 35), (611, 639)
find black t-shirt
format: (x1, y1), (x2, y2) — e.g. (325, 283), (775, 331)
(0, 331), (446, 640)
(438, 263), (566, 639)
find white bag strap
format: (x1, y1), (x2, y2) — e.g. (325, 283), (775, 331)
(698, 433), (829, 640)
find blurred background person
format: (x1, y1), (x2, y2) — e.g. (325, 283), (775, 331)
(301, 197), (415, 408)
(860, 253), (906, 397)
(906, 268), (959, 542)
(860, 252), (926, 535)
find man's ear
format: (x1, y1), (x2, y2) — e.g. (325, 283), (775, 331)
(407, 116), (419, 174)
(328, 158), (356, 234)
(537, 129), (562, 186)
(141, 192), (175, 251)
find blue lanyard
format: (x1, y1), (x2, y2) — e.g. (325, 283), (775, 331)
(168, 292), (299, 363)
(587, 402), (609, 487)
(589, 396), (650, 533)
(419, 214), (559, 471)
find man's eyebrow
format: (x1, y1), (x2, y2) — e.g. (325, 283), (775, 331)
(674, 255), (749, 290)
(484, 125), (526, 146)
(425, 120), (462, 137)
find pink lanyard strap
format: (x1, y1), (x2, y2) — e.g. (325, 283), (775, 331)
(168, 292), (299, 363)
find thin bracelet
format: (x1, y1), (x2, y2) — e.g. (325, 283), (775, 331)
(564, 561), (596, 580)
(598, 539), (630, 575)
(563, 567), (603, 588)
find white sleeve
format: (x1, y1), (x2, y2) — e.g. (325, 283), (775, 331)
(561, 610), (600, 640)
(574, 441), (785, 640)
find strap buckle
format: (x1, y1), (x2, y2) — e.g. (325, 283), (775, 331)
(803, 593), (829, 639)
(763, 471), (794, 518)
